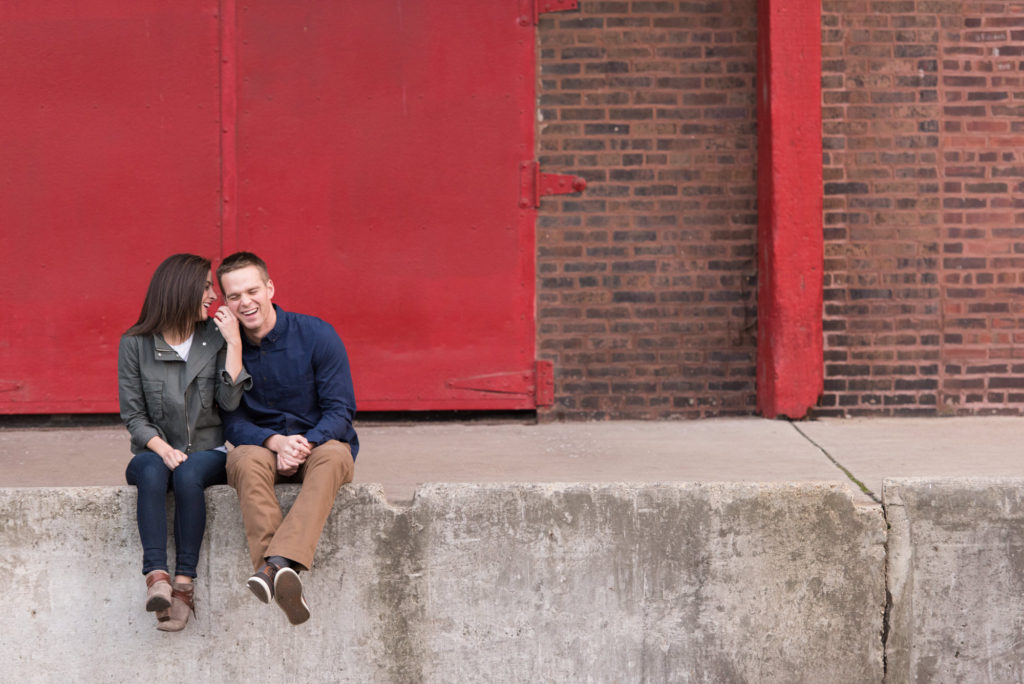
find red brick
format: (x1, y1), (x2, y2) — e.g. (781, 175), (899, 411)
(540, 0), (759, 417)
(538, 0), (1024, 419)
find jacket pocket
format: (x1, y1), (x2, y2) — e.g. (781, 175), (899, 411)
(142, 380), (165, 422)
(197, 373), (216, 409)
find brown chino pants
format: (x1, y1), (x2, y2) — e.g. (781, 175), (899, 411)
(226, 439), (354, 571)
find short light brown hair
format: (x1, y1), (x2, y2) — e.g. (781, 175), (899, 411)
(216, 251), (269, 290)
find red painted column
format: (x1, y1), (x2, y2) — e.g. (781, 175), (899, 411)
(756, 0), (823, 418)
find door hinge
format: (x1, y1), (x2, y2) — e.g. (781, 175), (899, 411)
(518, 0), (580, 26)
(447, 361), (555, 407)
(519, 161), (586, 209)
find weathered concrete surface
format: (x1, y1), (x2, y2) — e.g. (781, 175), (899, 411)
(884, 479), (1024, 684)
(798, 418), (1024, 500)
(7, 416), (1024, 506)
(0, 419), (843, 502)
(1, 482), (885, 683)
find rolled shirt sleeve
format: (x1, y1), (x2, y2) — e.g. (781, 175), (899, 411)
(216, 346), (253, 412)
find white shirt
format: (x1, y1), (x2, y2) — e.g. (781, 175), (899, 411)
(168, 333), (194, 362)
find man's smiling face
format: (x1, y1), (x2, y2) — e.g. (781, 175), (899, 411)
(220, 265), (276, 342)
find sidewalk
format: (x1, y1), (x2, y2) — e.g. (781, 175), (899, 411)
(2, 416), (1021, 505)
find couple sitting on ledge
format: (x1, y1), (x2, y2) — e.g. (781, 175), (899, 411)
(118, 251), (359, 630)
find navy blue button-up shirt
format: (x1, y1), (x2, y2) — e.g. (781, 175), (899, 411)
(223, 305), (359, 458)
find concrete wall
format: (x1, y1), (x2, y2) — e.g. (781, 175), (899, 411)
(885, 478), (1024, 684)
(1, 482), (886, 683)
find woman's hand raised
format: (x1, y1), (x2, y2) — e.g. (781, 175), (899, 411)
(213, 305), (241, 347)
(215, 304), (245, 383)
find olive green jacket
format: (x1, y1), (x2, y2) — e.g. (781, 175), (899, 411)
(118, 320), (252, 454)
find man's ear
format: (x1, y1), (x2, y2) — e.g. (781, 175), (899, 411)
(266, 279), (275, 299)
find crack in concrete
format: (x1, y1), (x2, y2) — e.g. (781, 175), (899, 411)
(787, 420), (882, 505)
(786, 420), (892, 680)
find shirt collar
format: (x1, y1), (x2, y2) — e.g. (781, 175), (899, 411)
(246, 304), (287, 347)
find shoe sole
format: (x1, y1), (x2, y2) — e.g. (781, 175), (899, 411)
(246, 575), (273, 604)
(273, 568), (310, 625)
(156, 619), (186, 632)
(146, 595), (171, 613)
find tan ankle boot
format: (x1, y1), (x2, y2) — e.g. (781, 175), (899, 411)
(156, 582), (195, 632)
(145, 570), (172, 618)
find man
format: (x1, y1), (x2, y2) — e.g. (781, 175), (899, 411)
(217, 251), (358, 625)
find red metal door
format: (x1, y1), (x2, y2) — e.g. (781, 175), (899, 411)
(233, 1), (546, 410)
(0, 1), (555, 414)
(0, 2), (222, 413)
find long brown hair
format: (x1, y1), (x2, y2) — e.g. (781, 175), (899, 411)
(125, 254), (211, 340)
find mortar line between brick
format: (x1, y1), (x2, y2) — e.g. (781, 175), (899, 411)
(787, 420), (882, 504)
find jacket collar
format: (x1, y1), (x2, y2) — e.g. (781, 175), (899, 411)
(152, 321), (223, 385)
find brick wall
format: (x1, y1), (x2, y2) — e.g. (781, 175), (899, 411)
(821, 0), (1024, 416)
(537, 1), (1024, 419)
(535, 0), (759, 419)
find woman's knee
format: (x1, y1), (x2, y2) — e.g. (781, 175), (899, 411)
(171, 465), (204, 493)
(127, 452), (169, 492)
(173, 450), (227, 491)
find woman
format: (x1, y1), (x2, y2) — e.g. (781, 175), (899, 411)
(117, 253), (250, 631)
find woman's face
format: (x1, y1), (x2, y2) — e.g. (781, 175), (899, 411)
(198, 270), (216, 321)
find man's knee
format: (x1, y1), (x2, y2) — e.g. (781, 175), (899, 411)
(309, 440), (354, 483)
(226, 445), (276, 487)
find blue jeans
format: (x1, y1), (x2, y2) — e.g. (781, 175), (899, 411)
(125, 449), (227, 578)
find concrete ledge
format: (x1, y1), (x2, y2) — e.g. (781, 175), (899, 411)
(2, 482), (885, 682)
(884, 478), (1024, 683)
